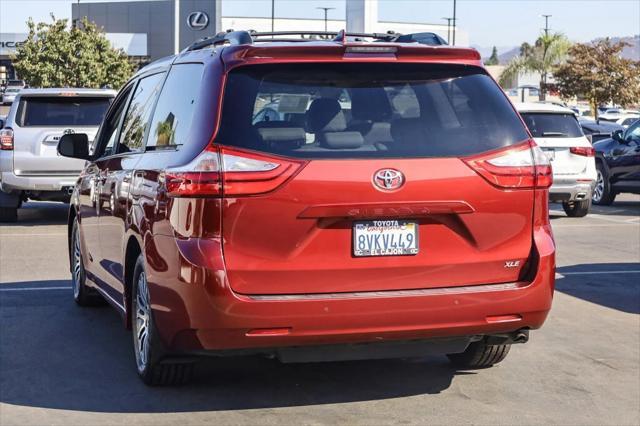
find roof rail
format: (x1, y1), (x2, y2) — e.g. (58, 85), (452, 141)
(249, 30), (399, 42)
(184, 30), (253, 52)
(184, 29), (447, 52)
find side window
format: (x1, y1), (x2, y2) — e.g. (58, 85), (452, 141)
(93, 85), (133, 158)
(626, 121), (640, 144)
(147, 64), (204, 148)
(118, 72), (165, 153)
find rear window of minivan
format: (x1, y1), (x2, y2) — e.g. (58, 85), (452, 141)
(16, 96), (112, 127)
(216, 63), (528, 158)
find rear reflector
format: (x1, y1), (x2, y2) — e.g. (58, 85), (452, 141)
(0, 128), (13, 150)
(163, 146), (306, 197)
(464, 140), (552, 189)
(570, 146), (595, 157)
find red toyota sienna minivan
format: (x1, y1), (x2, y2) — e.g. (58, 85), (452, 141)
(58, 30), (555, 385)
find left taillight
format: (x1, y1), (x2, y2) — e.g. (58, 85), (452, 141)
(0, 128), (14, 150)
(464, 140), (552, 189)
(162, 146), (305, 198)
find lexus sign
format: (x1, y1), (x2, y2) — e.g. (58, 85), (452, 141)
(187, 11), (209, 30)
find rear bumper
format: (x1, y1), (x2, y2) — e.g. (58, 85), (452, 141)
(0, 171), (78, 192)
(145, 225), (555, 355)
(549, 178), (595, 202)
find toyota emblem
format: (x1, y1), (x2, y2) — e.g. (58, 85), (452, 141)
(187, 11), (209, 31)
(373, 169), (405, 191)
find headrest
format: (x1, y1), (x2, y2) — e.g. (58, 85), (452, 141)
(257, 127), (306, 148)
(322, 131), (364, 149)
(254, 121), (290, 129)
(350, 88), (393, 121)
(306, 98), (347, 133)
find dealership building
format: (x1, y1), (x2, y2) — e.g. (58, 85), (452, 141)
(70, 0), (468, 61)
(1, 0), (467, 83)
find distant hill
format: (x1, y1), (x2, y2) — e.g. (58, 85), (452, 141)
(471, 45), (517, 59)
(598, 35), (640, 60)
(478, 35), (639, 64)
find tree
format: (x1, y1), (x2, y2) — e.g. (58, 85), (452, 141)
(499, 32), (571, 100)
(484, 46), (499, 66)
(554, 39), (640, 120)
(13, 15), (134, 89)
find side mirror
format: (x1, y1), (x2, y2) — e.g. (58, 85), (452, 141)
(612, 129), (626, 143)
(57, 133), (90, 160)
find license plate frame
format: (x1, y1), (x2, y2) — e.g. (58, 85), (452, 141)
(352, 220), (419, 257)
(543, 148), (555, 161)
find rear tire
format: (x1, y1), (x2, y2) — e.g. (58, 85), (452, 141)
(0, 207), (17, 222)
(447, 341), (511, 369)
(592, 163), (616, 205)
(71, 218), (104, 306)
(131, 255), (193, 386)
(562, 199), (590, 217)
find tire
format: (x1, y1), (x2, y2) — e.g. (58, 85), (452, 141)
(592, 162), (616, 205)
(0, 207), (17, 222)
(131, 255), (193, 386)
(447, 341), (511, 369)
(562, 199), (591, 218)
(71, 218), (103, 306)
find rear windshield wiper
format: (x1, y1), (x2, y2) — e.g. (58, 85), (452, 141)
(540, 132), (566, 137)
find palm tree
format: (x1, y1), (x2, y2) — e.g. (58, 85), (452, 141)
(499, 33), (571, 101)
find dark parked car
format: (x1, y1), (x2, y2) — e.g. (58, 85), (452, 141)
(592, 120), (640, 204)
(579, 119), (625, 143)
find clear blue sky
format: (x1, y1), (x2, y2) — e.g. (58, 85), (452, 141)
(1, 0), (639, 48)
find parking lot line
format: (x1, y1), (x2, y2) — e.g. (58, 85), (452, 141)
(0, 233), (67, 237)
(0, 286), (71, 292)
(587, 213), (639, 224)
(556, 270), (640, 279)
(552, 223), (639, 227)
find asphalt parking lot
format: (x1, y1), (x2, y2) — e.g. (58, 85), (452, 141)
(1, 196), (639, 425)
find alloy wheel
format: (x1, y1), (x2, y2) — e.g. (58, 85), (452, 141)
(593, 169), (604, 203)
(134, 272), (151, 372)
(72, 225), (82, 299)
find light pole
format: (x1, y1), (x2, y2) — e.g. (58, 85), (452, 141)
(442, 17), (453, 44)
(452, 0), (457, 46)
(316, 7), (335, 33)
(271, 0), (275, 32)
(541, 14), (552, 36)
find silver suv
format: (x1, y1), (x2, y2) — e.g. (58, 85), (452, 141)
(0, 88), (116, 221)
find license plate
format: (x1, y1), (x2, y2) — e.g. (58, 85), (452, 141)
(543, 149), (555, 161)
(353, 220), (419, 257)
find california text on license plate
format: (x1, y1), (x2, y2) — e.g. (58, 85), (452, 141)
(353, 220), (419, 257)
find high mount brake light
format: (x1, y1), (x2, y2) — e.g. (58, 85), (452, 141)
(162, 147), (306, 197)
(570, 146), (595, 157)
(0, 128), (14, 150)
(464, 140), (552, 189)
(345, 46), (398, 54)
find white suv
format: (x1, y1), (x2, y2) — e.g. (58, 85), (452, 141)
(0, 88), (116, 221)
(516, 103), (597, 217)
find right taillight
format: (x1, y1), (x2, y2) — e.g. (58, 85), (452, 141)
(162, 146), (306, 198)
(0, 128), (13, 150)
(570, 146), (595, 157)
(464, 140), (552, 189)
